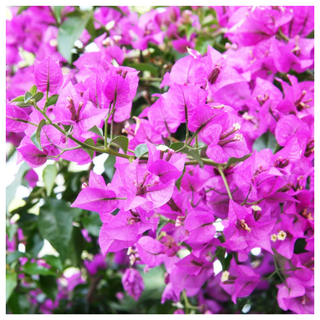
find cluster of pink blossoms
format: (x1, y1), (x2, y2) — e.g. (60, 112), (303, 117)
(6, 6), (314, 314)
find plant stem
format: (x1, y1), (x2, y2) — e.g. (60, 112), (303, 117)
(139, 77), (162, 82)
(8, 117), (38, 126)
(109, 95), (117, 143)
(182, 290), (200, 314)
(33, 102), (134, 160)
(277, 28), (289, 42)
(273, 255), (286, 284)
(104, 101), (113, 149)
(241, 185), (252, 205)
(218, 166), (233, 200)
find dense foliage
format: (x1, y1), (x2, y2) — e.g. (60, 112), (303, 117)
(6, 5), (314, 314)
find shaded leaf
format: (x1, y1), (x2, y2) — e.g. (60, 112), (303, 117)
(129, 62), (158, 76)
(104, 155), (116, 180)
(253, 131), (278, 154)
(38, 199), (74, 261)
(22, 261), (56, 276)
(82, 211), (102, 237)
(42, 255), (63, 272)
(39, 275), (58, 301)
(6, 273), (17, 303)
(26, 232), (44, 257)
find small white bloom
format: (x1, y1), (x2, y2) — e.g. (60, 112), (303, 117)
(221, 271), (230, 282)
(251, 205), (262, 211)
(271, 234), (277, 242)
(277, 230), (287, 241)
(156, 145), (169, 152)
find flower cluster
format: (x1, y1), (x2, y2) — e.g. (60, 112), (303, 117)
(6, 5), (314, 314)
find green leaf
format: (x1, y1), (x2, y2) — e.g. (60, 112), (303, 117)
(170, 142), (203, 167)
(26, 232), (44, 257)
(169, 142), (184, 151)
(10, 95), (25, 103)
(58, 13), (92, 63)
(82, 211), (102, 237)
(42, 255), (63, 272)
(185, 148), (203, 167)
(22, 261), (56, 276)
(109, 6), (126, 16)
(30, 119), (47, 151)
(15, 101), (33, 108)
(6, 162), (30, 214)
(29, 85), (37, 96)
(227, 153), (252, 167)
(43, 164), (58, 196)
(17, 6), (29, 14)
(135, 143), (148, 158)
(39, 275), (58, 301)
(186, 24), (195, 41)
(195, 35), (214, 55)
(156, 219), (169, 238)
(6, 251), (26, 265)
(46, 94), (59, 107)
(253, 131), (278, 154)
(110, 136), (129, 153)
(83, 138), (95, 159)
(65, 226), (86, 268)
(129, 62), (158, 76)
(175, 166), (185, 191)
(88, 125), (103, 137)
(38, 199), (74, 261)
(24, 91), (33, 103)
(85, 17), (96, 40)
(6, 222), (18, 241)
(104, 155), (116, 180)
(7, 291), (29, 314)
(215, 247), (227, 270)
(6, 273), (17, 303)
(52, 6), (64, 24)
(33, 92), (44, 102)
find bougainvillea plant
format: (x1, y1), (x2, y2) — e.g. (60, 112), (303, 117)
(6, 5), (314, 314)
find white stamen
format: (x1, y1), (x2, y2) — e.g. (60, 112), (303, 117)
(234, 133), (244, 141)
(233, 123), (241, 130)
